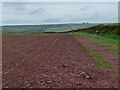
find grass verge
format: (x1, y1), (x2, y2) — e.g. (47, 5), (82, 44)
(74, 32), (118, 46)
(83, 45), (111, 69)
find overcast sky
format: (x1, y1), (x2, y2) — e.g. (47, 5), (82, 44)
(2, 2), (118, 25)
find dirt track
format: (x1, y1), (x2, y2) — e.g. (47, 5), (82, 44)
(2, 34), (118, 88)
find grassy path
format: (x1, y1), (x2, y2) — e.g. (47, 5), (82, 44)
(73, 33), (118, 75)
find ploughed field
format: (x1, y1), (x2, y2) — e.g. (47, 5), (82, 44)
(2, 34), (118, 88)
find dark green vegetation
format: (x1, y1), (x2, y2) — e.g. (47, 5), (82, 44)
(83, 45), (111, 69)
(67, 23), (120, 40)
(2, 23), (98, 34)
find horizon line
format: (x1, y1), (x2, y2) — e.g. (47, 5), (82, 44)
(1, 22), (116, 26)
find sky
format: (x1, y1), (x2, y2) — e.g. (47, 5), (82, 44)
(1, 0), (120, 2)
(2, 2), (118, 25)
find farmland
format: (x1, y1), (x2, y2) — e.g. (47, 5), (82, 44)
(2, 33), (118, 88)
(2, 23), (98, 34)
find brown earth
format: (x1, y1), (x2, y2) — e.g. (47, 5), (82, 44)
(2, 34), (118, 88)
(74, 34), (118, 74)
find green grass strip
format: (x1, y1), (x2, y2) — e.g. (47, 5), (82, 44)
(45, 38), (58, 52)
(24, 83), (30, 88)
(75, 32), (118, 46)
(99, 44), (111, 47)
(83, 45), (111, 69)
(3, 59), (25, 75)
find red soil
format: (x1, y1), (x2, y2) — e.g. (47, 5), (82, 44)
(2, 34), (118, 88)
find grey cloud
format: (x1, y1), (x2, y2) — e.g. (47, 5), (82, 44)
(94, 12), (99, 17)
(80, 6), (90, 11)
(3, 2), (28, 7)
(14, 7), (25, 11)
(85, 13), (100, 21)
(3, 19), (33, 25)
(2, 2), (117, 25)
(29, 8), (45, 15)
(3, 19), (22, 24)
(3, 2), (27, 14)
(42, 18), (62, 23)
(119, 2), (120, 22)
(72, 12), (101, 22)
(70, 18), (83, 22)
(66, 12), (100, 22)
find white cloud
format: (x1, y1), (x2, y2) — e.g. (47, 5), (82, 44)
(2, 2), (118, 25)
(1, 0), (120, 2)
